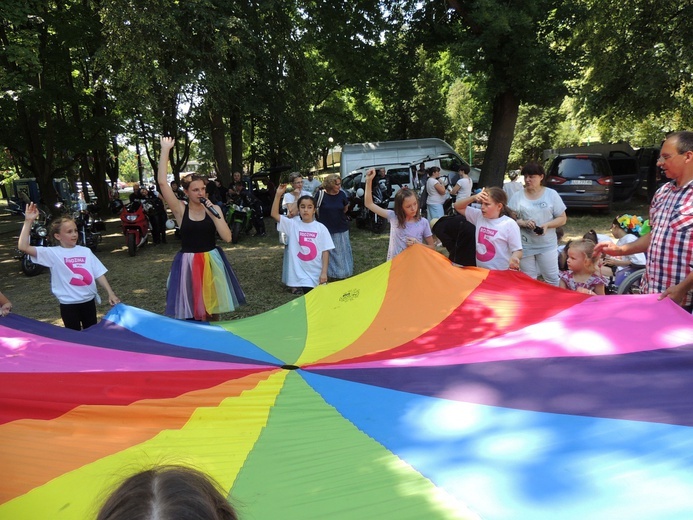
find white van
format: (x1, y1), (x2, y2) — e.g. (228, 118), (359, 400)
(342, 153), (479, 211)
(340, 138), (479, 186)
(341, 138), (477, 179)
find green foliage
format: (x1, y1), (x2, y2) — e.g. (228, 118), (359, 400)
(574, 0), (693, 129)
(508, 104), (562, 168)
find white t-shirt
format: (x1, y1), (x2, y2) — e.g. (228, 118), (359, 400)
(426, 177), (448, 205)
(303, 178), (321, 195)
(616, 233), (646, 270)
(454, 177), (473, 202)
(465, 207), (522, 270)
(282, 190), (313, 211)
(278, 216), (334, 287)
(503, 180), (523, 199)
(508, 188), (566, 256)
(34, 245), (107, 304)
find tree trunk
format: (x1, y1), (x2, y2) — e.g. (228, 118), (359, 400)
(210, 110), (231, 185)
(229, 105), (243, 176)
(479, 90), (520, 188)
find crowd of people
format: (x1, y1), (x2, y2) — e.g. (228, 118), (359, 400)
(5, 132), (691, 330)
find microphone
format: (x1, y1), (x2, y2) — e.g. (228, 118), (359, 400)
(199, 197), (221, 219)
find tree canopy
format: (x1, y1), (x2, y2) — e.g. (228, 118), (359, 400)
(1, 0), (691, 202)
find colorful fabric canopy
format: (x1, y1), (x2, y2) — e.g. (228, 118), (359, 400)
(2, 245), (693, 519)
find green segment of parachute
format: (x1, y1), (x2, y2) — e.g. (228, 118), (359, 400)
(229, 372), (476, 519)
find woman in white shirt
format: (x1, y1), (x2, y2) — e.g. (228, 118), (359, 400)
(425, 166), (449, 219)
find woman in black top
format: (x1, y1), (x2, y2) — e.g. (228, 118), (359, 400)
(157, 137), (245, 321)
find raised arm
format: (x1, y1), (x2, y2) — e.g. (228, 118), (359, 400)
(364, 169), (389, 219)
(18, 202), (39, 257)
(453, 189), (482, 216)
(157, 137), (185, 223)
(271, 184), (288, 223)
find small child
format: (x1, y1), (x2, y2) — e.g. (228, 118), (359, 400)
(271, 185), (334, 294)
(18, 202), (120, 330)
(453, 186), (522, 270)
(364, 168), (435, 260)
(603, 214), (648, 286)
(559, 239), (608, 295)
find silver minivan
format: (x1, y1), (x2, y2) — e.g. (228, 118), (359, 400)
(546, 154), (613, 210)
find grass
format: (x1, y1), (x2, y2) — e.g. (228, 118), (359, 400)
(0, 197), (649, 326)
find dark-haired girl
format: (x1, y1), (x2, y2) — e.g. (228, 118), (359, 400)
(454, 187), (522, 270)
(271, 184), (334, 294)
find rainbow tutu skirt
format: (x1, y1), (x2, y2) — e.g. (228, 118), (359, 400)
(166, 246), (246, 320)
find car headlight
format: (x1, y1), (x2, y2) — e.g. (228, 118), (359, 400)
(36, 226), (48, 237)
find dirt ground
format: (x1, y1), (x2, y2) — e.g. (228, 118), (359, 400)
(0, 208), (292, 326)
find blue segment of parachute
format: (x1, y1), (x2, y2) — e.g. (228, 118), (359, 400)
(301, 371), (693, 520)
(102, 304), (282, 365)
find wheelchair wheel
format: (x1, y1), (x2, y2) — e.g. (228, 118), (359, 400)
(616, 269), (645, 295)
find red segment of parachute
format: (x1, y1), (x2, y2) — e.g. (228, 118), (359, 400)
(0, 368), (261, 425)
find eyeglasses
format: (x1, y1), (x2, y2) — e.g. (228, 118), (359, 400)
(657, 152), (685, 163)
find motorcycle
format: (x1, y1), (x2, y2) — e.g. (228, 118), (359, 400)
(352, 187), (388, 234)
(226, 201), (254, 244)
(16, 206), (50, 276)
(120, 200), (151, 256)
(54, 200), (104, 252)
(6, 198), (24, 216)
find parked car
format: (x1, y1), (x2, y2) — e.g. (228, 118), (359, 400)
(545, 154), (613, 211)
(605, 152), (641, 202)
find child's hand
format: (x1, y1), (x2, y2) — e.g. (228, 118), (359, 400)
(405, 236), (419, 247)
(276, 184), (287, 196)
(108, 294), (121, 306)
(509, 257), (520, 270)
(24, 202), (39, 222)
(577, 287), (596, 296)
(0, 302), (11, 317)
(160, 136), (175, 150)
(365, 169), (376, 182)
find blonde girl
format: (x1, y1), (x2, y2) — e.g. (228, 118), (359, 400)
(364, 168), (434, 260)
(18, 203), (120, 330)
(559, 239), (608, 295)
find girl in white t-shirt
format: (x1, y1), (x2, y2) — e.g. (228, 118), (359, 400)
(18, 202), (120, 330)
(272, 184), (334, 295)
(454, 187), (522, 271)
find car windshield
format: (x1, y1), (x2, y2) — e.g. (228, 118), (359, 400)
(555, 157), (609, 179)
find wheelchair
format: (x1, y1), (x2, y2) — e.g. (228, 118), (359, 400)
(605, 265), (645, 295)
